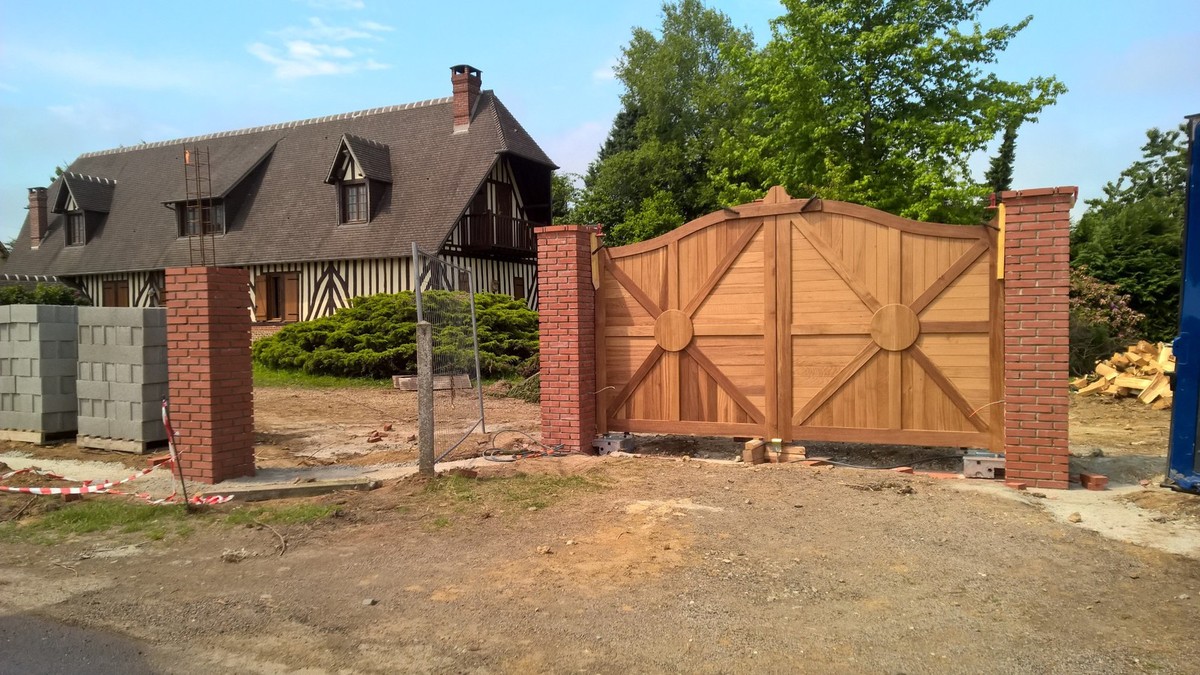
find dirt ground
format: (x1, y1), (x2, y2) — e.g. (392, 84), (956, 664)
(2, 388), (1200, 673)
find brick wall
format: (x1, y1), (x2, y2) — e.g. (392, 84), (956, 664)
(1000, 187), (1077, 489)
(250, 323), (284, 342)
(166, 267), (255, 483)
(535, 225), (599, 453)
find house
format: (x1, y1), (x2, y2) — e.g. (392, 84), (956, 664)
(2, 65), (554, 330)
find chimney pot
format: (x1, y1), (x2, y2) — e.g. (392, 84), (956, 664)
(27, 187), (48, 250)
(451, 64), (482, 133)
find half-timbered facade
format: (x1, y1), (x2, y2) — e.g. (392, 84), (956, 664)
(3, 65), (553, 324)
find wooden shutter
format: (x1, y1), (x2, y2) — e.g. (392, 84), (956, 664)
(513, 276), (525, 300)
(115, 280), (130, 307)
(254, 275), (268, 322)
(102, 281), (115, 307)
(284, 273), (300, 322)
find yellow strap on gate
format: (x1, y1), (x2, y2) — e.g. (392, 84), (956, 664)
(996, 202), (1005, 280)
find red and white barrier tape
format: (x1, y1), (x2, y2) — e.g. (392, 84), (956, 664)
(0, 465), (158, 495)
(0, 461), (232, 505)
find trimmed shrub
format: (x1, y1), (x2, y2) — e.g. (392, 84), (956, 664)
(252, 291), (538, 379)
(0, 283), (89, 306)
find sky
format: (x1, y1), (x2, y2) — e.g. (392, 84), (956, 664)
(1, 0), (1197, 243)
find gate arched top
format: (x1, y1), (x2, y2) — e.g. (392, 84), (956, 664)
(605, 187), (990, 260)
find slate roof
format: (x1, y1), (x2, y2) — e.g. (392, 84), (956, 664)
(335, 134), (393, 183)
(5, 90), (555, 277)
(56, 173), (117, 213)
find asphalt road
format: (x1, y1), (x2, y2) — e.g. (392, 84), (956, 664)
(0, 614), (160, 674)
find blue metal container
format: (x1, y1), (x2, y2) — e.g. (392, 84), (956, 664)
(1165, 113), (1200, 493)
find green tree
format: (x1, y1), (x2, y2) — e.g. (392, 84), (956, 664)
(1071, 126), (1187, 340)
(985, 121), (1019, 195)
(576, 0), (754, 242)
(714, 0), (1065, 224)
(550, 172), (581, 224)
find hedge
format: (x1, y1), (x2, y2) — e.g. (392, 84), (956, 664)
(252, 291), (539, 379)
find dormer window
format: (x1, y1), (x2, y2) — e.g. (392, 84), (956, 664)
(51, 172), (116, 248)
(324, 133), (392, 226)
(177, 202), (225, 237)
(341, 182), (368, 223)
(66, 212), (86, 246)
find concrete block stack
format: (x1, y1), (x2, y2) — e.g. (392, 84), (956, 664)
(0, 304), (79, 442)
(76, 307), (169, 452)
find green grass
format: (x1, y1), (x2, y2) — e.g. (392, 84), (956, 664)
(225, 503), (339, 526)
(422, 472), (606, 511)
(0, 499), (191, 544)
(497, 474), (603, 510)
(253, 363), (391, 389)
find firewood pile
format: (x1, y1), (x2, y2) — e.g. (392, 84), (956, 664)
(1073, 340), (1174, 409)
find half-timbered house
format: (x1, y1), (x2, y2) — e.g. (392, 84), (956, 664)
(2, 65), (553, 332)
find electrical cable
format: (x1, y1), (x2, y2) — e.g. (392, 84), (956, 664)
(816, 455), (964, 470)
(480, 429), (573, 462)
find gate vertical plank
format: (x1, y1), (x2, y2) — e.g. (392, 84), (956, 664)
(775, 215), (793, 441)
(988, 226), (1005, 453)
(888, 227), (903, 430)
(595, 250), (608, 435)
(764, 215), (780, 439)
(666, 240), (681, 421)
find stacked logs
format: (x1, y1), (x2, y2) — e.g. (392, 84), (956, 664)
(1073, 340), (1174, 409)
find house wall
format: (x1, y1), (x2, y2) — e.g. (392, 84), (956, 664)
(444, 159), (530, 251)
(78, 270), (164, 308)
(247, 257), (414, 322)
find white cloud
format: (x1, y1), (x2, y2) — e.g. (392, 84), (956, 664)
(3, 46), (225, 91)
(592, 57), (618, 82)
(542, 120), (609, 176)
(248, 40), (387, 79)
(251, 16), (393, 79)
(275, 17), (392, 42)
(303, 0), (365, 9)
(358, 20), (394, 32)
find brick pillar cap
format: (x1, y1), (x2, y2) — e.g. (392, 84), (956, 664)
(998, 186), (1078, 203)
(535, 224), (602, 235)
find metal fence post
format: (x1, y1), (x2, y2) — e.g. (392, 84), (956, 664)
(417, 320), (434, 476)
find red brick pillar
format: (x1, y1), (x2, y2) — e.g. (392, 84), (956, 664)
(166, 267), (255, 483)
(1000, 187), (1077, 489)
(536, 225), (599, 454)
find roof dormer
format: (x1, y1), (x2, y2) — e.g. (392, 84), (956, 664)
(51, 173), (116, 247)
(324, 134), (391, 225)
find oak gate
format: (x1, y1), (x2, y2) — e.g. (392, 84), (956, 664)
(595, 187), (1003, 451)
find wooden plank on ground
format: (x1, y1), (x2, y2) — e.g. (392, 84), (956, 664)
(1137, 371), (1171, 404)
(1113, 375), (1153, 391)
(1076, 379), (1109, 397)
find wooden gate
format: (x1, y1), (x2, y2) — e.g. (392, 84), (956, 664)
(595, 187), (1003, 451)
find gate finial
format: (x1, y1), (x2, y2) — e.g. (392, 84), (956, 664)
(764, 185), (792, 204)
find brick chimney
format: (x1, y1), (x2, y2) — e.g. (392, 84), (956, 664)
(27, 187), (48, 250)
(451, 64), (482, 133)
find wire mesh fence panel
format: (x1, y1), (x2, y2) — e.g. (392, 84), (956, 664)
(412, 245), (486, 464)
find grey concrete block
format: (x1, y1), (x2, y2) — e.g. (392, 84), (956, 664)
(77, 380), (110, 400)
(15, 377), (43, 396)
(110, 383), (143, 403)
(78, 416), (110, 438)
(110, 419), (165, 443)
(42, 394), (76, 415)
(0, 376), (13, 395)
(11, 359), (31, 378)
(6, 305), (38, 323)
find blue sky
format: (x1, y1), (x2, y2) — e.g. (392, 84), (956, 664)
(1, 0), (1197, 243)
